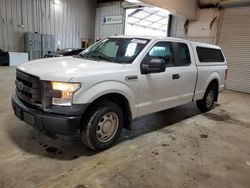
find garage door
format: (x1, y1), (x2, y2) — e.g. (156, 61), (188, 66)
(218, 7), (250, 93)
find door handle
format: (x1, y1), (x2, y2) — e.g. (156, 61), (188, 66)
(172, 74), (180, 80)
(125, 75), (138, 81)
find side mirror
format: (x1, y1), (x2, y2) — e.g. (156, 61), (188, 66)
(141, 58), (166, 74)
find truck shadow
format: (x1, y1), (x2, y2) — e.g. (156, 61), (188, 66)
(7, 102), (209, 160)
(120, 102), (202, 142)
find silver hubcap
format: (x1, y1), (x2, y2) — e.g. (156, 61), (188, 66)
(96, 112), (119, 143)
(206, 90), (214, 107)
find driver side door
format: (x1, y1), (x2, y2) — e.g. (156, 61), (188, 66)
(137, 41), (180, 116)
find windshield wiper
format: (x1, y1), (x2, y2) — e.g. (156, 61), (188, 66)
(75, 51), (114, 62)
(74, 53), (86, 58)
(89, 54), (114, 62)
(74, 53), (97, 61)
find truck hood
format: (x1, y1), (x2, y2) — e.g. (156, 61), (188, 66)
(17, 56), (125, 82)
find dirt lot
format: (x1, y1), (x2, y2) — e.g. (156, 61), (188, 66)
(0, 67), (250, 188)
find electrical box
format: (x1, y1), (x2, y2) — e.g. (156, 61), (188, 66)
(25, 32), (42, 60)
(41, 34), (55, 57)
(25, 33), (55, 60)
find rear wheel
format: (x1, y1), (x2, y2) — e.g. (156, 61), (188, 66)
(81, 101), (123, 151)
(196, 84), (217, 112)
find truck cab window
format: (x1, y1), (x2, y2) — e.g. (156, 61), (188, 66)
(143, 42), (174, 66)
(174, 43), (191, 66)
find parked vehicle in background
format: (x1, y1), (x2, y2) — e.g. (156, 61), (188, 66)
(12, 36), (228, 151)
(44, 48), (85, 58)
(0, 49), (9, 66)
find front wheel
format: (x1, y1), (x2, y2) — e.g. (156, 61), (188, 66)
(81, 101), (123, 151)
(196, 84), (217, 112)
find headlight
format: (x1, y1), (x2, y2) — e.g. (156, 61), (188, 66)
(51, 82), (80, 106)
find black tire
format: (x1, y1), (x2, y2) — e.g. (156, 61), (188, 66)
(81, 101), (123, 151)
(196, 84), (217, 112)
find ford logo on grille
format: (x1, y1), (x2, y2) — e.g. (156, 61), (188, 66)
(17, 81), (24, 91)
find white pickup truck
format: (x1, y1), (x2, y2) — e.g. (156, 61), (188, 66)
(12, 36), (228, 150)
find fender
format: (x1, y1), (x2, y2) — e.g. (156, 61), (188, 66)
(73, 81), (137, 117)
(203, 71), (221, 98)
(194, 71), (221, 101)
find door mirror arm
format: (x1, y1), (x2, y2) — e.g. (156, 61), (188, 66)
(141, 64), (150, 74)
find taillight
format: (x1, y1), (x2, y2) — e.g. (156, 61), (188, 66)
(225, 69), (228, 80)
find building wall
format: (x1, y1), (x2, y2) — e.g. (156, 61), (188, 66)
(95, 2), (125, 41)
(141, 0), (198, 20)
(170, 8), (221, 44)
(0, 0), (96, 52)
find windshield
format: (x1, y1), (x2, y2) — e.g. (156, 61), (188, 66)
(78, 38), (150, 64)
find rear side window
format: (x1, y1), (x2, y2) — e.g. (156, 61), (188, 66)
(175, 43), (191, 66)
(196, 47), (225, 62)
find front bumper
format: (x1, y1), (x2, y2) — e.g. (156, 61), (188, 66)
(11, 95), (84, 136)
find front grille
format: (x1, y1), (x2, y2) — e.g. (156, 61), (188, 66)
(16, 70), (42, 108)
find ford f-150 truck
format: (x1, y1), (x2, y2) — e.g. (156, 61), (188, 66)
(11, 36), (228, 150)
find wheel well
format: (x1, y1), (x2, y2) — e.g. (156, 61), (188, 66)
(83, 93), (132, 130)
(208, 79), (219, 102)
